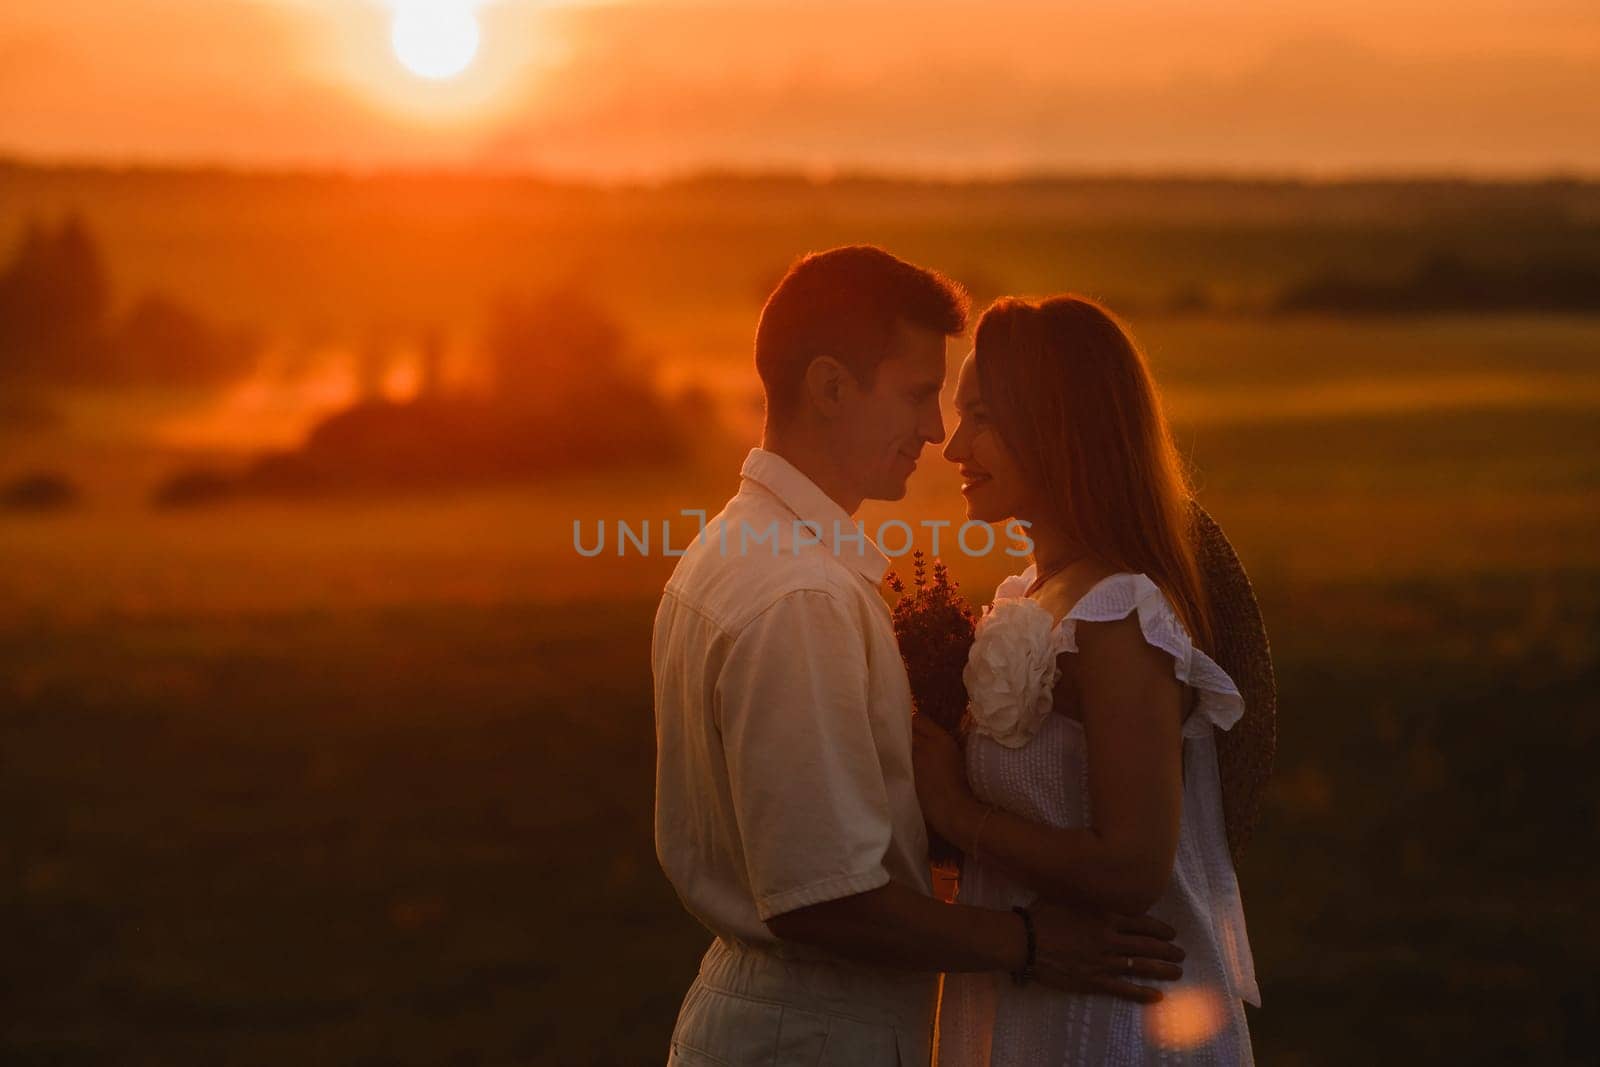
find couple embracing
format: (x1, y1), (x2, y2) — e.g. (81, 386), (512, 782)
(653, 246), (1267, 1065)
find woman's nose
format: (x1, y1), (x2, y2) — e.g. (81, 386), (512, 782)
(942, 423), (967, 463)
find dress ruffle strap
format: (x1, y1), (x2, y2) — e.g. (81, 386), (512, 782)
(1055, 573), (1247, 740)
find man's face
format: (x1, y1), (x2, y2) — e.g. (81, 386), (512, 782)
(837, 320), (949, 502)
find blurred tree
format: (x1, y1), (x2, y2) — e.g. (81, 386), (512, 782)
(0, 215), (112, 381)
(203, 288), (693, 500)
(0, 470), (81, 512)
(487, 289), (628, 413)
(0, 214), (260, 386)
(110, 292), (258, 386)
(418, 328), (445, 398)
(357, 327), (390, 401)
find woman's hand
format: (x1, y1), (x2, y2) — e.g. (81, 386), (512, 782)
(911, 713), (979, 840)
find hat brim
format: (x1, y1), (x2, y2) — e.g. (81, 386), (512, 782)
(1191, 503), (1278, 866)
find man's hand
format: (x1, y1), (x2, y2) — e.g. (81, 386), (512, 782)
(1029, 903), (1184, 1003)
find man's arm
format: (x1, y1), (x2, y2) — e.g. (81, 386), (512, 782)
(768, 881), (1184, 1003)
(767, 880), (1023, 972)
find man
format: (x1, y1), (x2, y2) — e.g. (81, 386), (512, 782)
(652, 246), (1182, 1065)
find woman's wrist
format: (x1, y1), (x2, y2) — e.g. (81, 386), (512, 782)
(943, 795), (987, 852)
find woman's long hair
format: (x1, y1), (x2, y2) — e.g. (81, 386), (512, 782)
(975, 295), (1213, 651)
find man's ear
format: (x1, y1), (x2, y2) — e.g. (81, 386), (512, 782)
(802, 355), (855, 418)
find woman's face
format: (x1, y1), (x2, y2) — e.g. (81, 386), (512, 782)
(942, 352), (1034, 524)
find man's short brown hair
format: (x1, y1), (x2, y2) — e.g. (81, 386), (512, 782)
(755, 246), (968, 421)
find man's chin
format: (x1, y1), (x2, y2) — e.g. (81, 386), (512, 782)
(866, 476), (913, 503)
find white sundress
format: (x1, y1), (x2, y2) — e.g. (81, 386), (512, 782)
(937, 568), (1260, 1066)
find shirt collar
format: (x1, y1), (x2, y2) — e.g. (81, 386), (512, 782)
(739, 447), (890, 585)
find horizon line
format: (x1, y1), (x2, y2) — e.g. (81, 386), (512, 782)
(3, 153), (1598, 190)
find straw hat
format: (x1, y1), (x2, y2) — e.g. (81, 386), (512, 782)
(1190, 502), (1277, 866)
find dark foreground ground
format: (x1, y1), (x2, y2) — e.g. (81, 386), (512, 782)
(4, 572), (1598, 1065)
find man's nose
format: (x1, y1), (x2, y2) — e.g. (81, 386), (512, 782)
(923, 407), (947, 445)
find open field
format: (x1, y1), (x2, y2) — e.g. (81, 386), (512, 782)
(3, 171), (1598, 1062)
(4, 381), (1598, 622)
(3, 574), (1597, 1065)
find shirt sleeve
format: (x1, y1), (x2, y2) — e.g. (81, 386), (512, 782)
(715, 587), (895, 920)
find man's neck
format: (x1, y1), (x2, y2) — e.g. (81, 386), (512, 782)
(759, 427), (863, 516)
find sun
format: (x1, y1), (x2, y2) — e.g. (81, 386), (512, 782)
(390, 1), (481, 81)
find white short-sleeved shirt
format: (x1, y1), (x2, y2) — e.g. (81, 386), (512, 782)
(652, 447), (933, 947)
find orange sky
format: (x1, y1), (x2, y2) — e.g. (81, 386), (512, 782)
(2, 0), (1598, 176)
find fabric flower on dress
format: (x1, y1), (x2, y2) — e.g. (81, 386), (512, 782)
(962, 596), (1071, 748)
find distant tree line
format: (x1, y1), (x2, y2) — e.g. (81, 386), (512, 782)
(0, 215), (258, 387)
(157, 289), (697, 505)
(1276, 252), (1600, 315)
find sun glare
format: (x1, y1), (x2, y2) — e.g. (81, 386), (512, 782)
(391, 1), (480, 81)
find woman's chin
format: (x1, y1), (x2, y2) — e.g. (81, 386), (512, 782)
(959, 488), (1006, 524)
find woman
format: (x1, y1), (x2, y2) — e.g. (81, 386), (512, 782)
(915, 295), (1259, 1064)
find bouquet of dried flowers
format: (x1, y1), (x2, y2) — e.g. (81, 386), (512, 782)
(886, 551), (977, 869)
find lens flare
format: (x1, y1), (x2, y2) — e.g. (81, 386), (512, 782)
(1143, 985), (1227, 1051)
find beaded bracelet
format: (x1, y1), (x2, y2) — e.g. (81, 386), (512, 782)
(1010, 905), (1037, 986)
